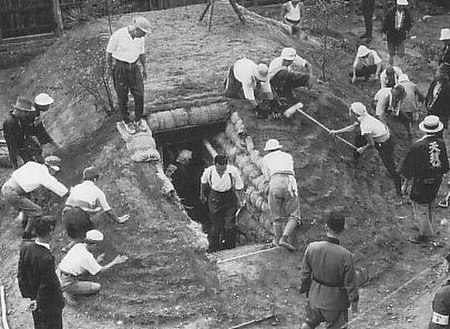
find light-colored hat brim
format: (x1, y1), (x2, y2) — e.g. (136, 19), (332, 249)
(264, 145), (282, 151)
(49, 165), (60, 172)
(12, 105), (35, 112)
(419, 121), (444, 133)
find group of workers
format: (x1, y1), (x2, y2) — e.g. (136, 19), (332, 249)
(3, 1), (450, 327)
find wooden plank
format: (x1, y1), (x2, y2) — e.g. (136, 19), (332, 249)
(52, 0), (63, 36)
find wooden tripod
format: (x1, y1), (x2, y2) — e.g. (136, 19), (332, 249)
(199, 0), (245, 31)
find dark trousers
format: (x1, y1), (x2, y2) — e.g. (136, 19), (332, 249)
(208, 190), (238, 252)
(355, 135), (402, 195)
(353, 65), (377, 79)
(395, 112), (413, 140)
(112, 61), (144, 123)
(32, 308), (63, 329)
(375, 137), (402, 196)
(270, 70), (309, 99)
(62, 206), (93, 239)
(362, 0), (375, 37)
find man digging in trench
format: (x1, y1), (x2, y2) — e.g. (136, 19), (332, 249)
(106, 16), (151, 135)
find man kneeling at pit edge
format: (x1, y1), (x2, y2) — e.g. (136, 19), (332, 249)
(57, 229), (127, 305)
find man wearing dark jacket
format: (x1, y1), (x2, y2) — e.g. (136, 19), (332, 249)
(399, 115), (449, 244)
(429, 277), (450, 328)
(360, 0), (375, 41)
(381, 0), (412, 65)
(439, 28), (450, 79)
(425, 68), (450, 130)
(299, 212), (359, 329)
(18, 216), (64, 329)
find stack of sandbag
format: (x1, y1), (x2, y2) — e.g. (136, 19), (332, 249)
(116, 120), (160, 162)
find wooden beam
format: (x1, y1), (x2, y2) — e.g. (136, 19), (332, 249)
(51, 0), (64, 37)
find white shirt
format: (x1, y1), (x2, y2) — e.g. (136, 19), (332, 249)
(353, 50), (382, 69)
(285, 1), (302, 21)
(106, 27), (145, 63)
(11, 161), (68, 196)
(374, 88), (392, 117)
(380, 66), (403, 88)
(268, 55), (307, 81)
(358, 115), (389, 139)
(233, 58), (272, 101)
(262, 150), (295, 180)
(59, 243), (102, 276)
(35, 240), (50, 250)
(66, 180), (111, 211)
(201, 165), (244, 192)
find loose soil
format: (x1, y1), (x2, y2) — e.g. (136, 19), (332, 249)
(0, 2), (450, 328)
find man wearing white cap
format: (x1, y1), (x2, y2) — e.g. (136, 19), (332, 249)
(330, 102), (403, 198)
(262, 139), (301, 251)
(1, 156), (68, 240)
(439, 28), (450, 78)
(381, 0), (412, 65)
(225, 57), (274, 108)
(58, 229), (128, 304)
(351, 45), (382, 84)
(399, 115), (449, 244)
(268, 47), (314, 101)
(106, 16), (151, 135)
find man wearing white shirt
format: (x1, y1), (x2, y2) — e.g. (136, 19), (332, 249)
(62, 166), (129, 251)
(1, 156), (68, 240)
(106, 16), (151, 135)
(200, 154), (244, 252)
(262, 139), (301, 251)
(351, 45), (382, 83)
(58, 229), (127, 304)
(225, 57), (274, 108)
(269, 47), (313, 100)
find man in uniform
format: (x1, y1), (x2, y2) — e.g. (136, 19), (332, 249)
(62, 166), (129, 251)
(425, 67), (450, 130)
(18, 216), (64, 329)
(280, 0), (305, 38)
(330, 102), (403, 199)
(1, 156), (68, 239)
(399, 115), (449, 244)
(58, 229), (128, 305)
(106, 16), (151, 135)
(262, 139), (301, 251)
(299, 212), (359, 329)
(200, 154), (244, 252)
(268, 47), (314, 102)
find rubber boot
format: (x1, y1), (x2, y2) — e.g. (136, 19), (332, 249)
(279, 219), (297, 251)
(272, 222), (283, 246)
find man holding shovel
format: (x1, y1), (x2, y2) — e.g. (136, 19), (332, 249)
(330, 102), (403, 200)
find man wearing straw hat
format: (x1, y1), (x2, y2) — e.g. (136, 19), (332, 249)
(1, 156), (68, 240)
(268, 47), (314, 102)
(330, 102), (403, 199)
(381, 0), (412, 65)
(18, 216), (64, 329)
(224, 57), (274, 108)
(299, 211), (359, 329)
(262, 139), (301, 251)
(399, 115), (449, 244)
(106, 16), (151, 135)
(439, 28), (450, 79)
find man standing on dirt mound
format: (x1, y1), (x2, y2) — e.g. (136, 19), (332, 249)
(200, 154), (244, 253)
(268, 47), (314, 103)
(262, 139), (301, 251)
(1, 156), (68, 240)
(299, 211), (359, 329)
(280, 0), (305, 39)
(106, 16), (151, 135)
(330, 102), (403, 200)
(381, 0), (412, 66)
(399, 115), (449, 245)
(18, 216), (64, 329)
(360, 0), (375, 42)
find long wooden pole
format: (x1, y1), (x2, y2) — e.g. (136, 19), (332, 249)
(296, 109), (358, 150)
(208, 0), (215, 31)
(1, 285), (10, 329)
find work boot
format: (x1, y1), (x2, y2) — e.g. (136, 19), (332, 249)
(272, 222), (283, 246)
(279, 219), (298, 251)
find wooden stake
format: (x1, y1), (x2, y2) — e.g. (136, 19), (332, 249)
(198, 1), (211, 22)
(208, 0), (215, 31)
(1, 285), (10, 329)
